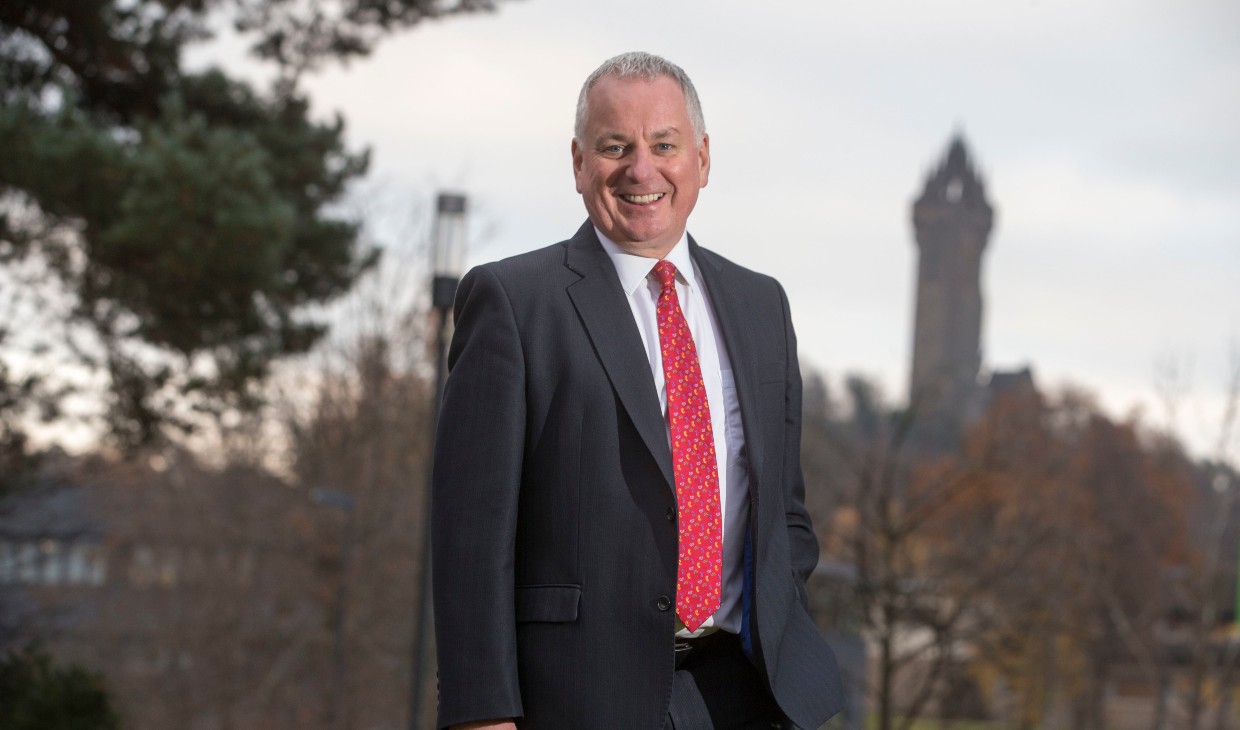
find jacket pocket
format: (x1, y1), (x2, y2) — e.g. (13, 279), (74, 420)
(514, 584), (582, 623)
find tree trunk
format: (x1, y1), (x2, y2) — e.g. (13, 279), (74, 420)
(1151, 671), (1169, 730)
(880, 628), (895, 730)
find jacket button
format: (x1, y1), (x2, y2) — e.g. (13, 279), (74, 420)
(666, 507), (676, 522)
(656, 595), (672, 612)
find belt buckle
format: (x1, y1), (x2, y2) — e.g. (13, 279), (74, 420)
(674, 640), (693, 669)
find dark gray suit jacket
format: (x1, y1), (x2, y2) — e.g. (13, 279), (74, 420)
(431, 222), (843, 729)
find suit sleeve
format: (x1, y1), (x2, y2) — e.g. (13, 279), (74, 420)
(776, 281), (820, 602)
(431, 265), (526, 728)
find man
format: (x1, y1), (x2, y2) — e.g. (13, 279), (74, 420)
(431, 52), (843, 729)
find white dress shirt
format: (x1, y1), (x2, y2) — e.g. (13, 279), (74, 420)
(596, 228), (750, 636)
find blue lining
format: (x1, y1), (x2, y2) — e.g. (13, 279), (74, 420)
(741, 529), (755, 658)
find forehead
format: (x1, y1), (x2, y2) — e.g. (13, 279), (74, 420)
(583, 75), (691, 132)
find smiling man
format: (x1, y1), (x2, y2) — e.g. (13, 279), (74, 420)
(571, 70), (708, 258)
(431, 52), (844, 729)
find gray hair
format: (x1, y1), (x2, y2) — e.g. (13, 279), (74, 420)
(574, 52), (706, 143)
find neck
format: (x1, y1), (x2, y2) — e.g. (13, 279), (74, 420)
(610, 234), (683, 260)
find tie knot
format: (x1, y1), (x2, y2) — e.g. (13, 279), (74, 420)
(654, 259), (678, 291)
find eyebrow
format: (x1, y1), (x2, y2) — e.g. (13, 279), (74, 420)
(593, 127), (683, 146)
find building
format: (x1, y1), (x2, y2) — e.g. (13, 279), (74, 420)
(0, 456), (343, 730)
(908, 135), (995, 446)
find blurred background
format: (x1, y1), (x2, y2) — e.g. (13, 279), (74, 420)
(0, 1), (1237, 729)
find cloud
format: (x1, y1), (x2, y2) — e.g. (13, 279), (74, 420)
(184, 0), (1240, 456)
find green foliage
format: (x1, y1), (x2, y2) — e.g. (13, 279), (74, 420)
(0, 0), (500, 449)
(0, 648), (120, 730)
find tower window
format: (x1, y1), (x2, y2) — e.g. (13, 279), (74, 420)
(946, 178), (963, 203)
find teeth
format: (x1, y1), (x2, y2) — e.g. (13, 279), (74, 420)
(622, 193), (664, 204)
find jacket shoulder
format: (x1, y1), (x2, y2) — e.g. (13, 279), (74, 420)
(473, 240), (569, 280)
(691, 242), (784, 295)
(457, 241), (576, 306)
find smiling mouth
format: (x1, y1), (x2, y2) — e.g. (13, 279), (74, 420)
(620, 193), (665, 204)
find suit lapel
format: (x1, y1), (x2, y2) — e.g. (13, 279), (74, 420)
(690, 237), (766, 481)
(564, 223), (675, 489)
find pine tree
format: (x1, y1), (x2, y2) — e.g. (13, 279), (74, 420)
(0, 1), (501, 456)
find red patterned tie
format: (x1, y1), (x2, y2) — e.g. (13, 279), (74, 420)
(653, 260), (722, 632)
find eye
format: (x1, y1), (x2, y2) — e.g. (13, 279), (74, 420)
(601, 144), (625, 157)
(655, 143), (675, 153)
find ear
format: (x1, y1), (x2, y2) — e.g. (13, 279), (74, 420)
(571, 138), (585, 194)
(698, 133), (711, 188)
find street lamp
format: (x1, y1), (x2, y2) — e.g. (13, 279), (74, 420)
(411, 192), (467, 729)
(430, 193), (467, 313)
(311, 487), (357, 730)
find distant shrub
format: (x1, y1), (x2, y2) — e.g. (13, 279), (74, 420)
(0, 647), (120, 730)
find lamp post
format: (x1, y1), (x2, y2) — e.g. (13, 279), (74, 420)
(430, 193), (468, 315)
(410, 192), (467, 729)
(311, 487), (357, 730)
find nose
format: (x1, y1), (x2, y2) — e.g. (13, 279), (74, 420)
(624, 145), (655, 183)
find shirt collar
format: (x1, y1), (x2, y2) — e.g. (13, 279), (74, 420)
(595, 227), (697, 296)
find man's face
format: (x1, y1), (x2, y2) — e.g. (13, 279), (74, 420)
(572, 74), (710, 258)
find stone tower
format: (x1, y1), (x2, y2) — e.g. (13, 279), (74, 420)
(908, 135), (994, 442)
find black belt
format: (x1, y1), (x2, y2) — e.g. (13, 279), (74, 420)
(674, 629), (739, 669)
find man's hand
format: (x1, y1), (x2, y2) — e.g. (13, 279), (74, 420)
(451, 722), (517, 730)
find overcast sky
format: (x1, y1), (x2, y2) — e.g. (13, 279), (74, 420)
(196, 0), (1240, 459)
